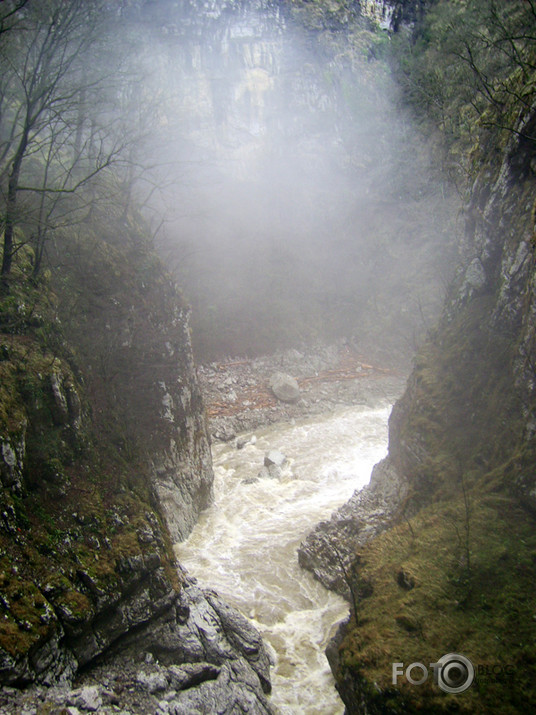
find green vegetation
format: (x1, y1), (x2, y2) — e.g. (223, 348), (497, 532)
(388, 0), (536, 184)
(0, 193), (184, 673)
(329, 1), (536, 711)
(339, 495), (536, 713)
(336, 290), (536, 710)
(392, 297), (526, 505)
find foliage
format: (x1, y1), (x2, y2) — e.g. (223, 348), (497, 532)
(388, 0), (536, 184)
(0, 0), (157, 281)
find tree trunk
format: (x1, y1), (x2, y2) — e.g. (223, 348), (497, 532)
(1, 130), (28, 277)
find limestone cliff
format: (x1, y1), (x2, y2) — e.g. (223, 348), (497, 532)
(0, 219), (270, 710)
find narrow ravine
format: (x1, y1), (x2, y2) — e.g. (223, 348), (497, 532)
(176, 402), (392, 714)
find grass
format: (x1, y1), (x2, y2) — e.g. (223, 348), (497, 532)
(338, 490), (536, 713)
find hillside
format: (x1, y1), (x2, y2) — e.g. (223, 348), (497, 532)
(0, 206), (274, 711)
(299, 1), (536, 712)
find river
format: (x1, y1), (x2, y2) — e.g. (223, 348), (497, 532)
(175, 402), (392, 714)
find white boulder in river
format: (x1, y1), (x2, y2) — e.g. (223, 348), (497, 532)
(258, 449), (287, 479)
(269, 372), (300, 403)
(264, 450), (286, 468)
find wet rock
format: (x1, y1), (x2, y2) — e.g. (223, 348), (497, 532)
(258, 464), (282, 480)
(166, 662), (220, 690)
(213, 425), (237, 442)
(460, 257), (486, 301)
(115, 581), (272, 700)
(50, 371), (70, 425)
(269, 372), (300, 403)
(136, 668), (169, 693)
(298, 458), (407, 594)
(0, 423), (26, 490)
(200, 341), (405, 442)
(67, 685), (102, 711)
(163, 659), (272, 715)
(264, 450), (286, 468)
(236, 434), (256, 449)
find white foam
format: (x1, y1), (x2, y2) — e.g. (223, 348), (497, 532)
(176, 404), (391, 713)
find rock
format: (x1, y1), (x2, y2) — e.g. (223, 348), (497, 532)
(258, 465), (282, 479)
(165, 659), (272, 715)
(460, 257), (486, 301)
(396, 568), (415, 590)
(167, 662), (220, 690)
(64, 381), (82, 429)
(268, 465), (282, 479)
(237, 434), (256, 449)
(268, 372), (300, 403)
(298, 458), (407, 593)
(0, 423), (26, 490)
(136, 669), (169, 693)
(116, 582), (272, 699)
(264, 450), (286, 468)
(67, 685), (102, 711)
(213, 425), (237, 442)
(50, 371), (70, 425)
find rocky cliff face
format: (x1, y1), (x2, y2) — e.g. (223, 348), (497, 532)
(0, 225), (271, 710)
(125, 0), (458, 361)
(299, 24), (536, 715)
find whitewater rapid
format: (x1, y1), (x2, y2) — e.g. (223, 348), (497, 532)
(175, 403), (391, 714)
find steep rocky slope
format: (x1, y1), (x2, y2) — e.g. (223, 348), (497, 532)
(0, 216), (272, 711)
(129, 0), (458, 361)
(299, 5), (536, 713)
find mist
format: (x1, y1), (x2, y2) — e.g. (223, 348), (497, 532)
(117, 0), (459, 362)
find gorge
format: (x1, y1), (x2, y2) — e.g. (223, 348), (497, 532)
(1, 0), (535, 713)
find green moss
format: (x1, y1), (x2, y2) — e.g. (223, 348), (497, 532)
(393, 297), (525, 505)
(338, 494), (536, 713)
(0, 566), (56, 657)
(0, 224), (185, 665)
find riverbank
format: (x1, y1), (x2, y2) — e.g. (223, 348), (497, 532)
(199, 339), (407, 442)
(176, 402), (396, 714)
(185, 342), (409, 712)
(0, 343), (407, 715)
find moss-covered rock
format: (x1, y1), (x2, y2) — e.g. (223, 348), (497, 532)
(310, 3), (536, 712)
(0, 214), (213, 685)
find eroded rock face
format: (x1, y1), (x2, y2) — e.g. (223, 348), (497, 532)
(0, 259), (272, 711)
(298, 457), (406, 596)
(305, 64), (536, 715)
(148, 304), (214, 541)
(129, 582), (272, 696)
(0, 248), (215, 690)
(0, 582), (273, 714)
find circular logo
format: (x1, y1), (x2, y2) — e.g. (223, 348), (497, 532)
(435, 653), (474, 693)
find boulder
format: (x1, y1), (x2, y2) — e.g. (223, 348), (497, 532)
(268, 372), (300, 403)
(237, 435), (256, 450)
(136, 669), (169, 693)
(165, 659), (272, 714)
(67, 685), (102, 711)
(264, 450), (286, 468)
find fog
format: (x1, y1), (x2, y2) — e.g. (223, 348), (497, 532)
(122, 0), (459, 361)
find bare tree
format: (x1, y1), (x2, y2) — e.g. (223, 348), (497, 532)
(0, 0), (126, 281)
